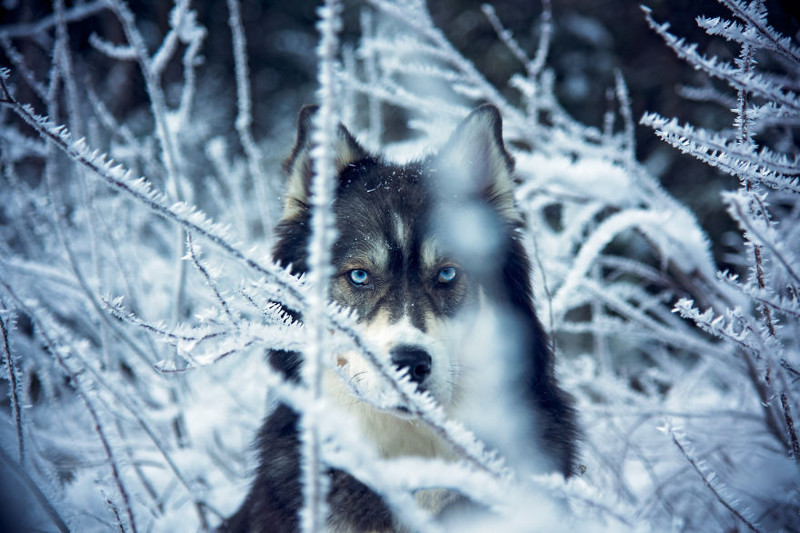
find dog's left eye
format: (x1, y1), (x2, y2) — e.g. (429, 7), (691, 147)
(348, 269), (370, 286)
(437, 267), (457, 284)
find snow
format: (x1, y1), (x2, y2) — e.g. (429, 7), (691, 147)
(1, 0), (798, 532)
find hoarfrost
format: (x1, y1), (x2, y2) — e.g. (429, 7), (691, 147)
(1, 0), (798, 531)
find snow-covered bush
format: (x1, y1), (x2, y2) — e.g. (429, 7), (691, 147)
(638, 0), (800, 529)
(0, 0), (796, 531)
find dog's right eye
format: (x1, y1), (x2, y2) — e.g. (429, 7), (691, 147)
(348, 269), (371, 286)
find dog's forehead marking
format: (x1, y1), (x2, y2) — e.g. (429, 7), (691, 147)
(392, 212), (406, 246)
(367, 237), (390, 271)
(420, 237), (443, 271)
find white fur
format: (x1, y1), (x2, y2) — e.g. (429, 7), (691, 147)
(325, 309), (457, 460)
(392, 213), (407, 246)
(323, 287), (554, 518)
(419, 238), (444, 272)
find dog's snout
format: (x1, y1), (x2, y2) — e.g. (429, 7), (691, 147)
(390, 345), (432, 385)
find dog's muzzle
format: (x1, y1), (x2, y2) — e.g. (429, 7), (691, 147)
(390, 345), (432, 389)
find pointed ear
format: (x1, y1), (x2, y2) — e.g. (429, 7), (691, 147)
(436, 104), (518, 220)
(281, 105), (369, 219)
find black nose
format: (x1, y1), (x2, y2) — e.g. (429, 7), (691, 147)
(390, 346), (432, 385)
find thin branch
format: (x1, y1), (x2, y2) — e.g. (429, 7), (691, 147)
(105, 0), (189, 323)
(106, 495), (127, 533)
(368, 0), (524, 125)
(0, 280), (138, 533)
(643, 7), (800, 112)
(640, 114), (800, 194)
(186, 233), (238, 328)
(528, 0), (553, 78)
(0, 310), (24, 463)
(225, 0), (273, 238)
(727, 193), (800, 287)
(481, 4), (530, 69)
(669, 426), (760, 533)
(300, 0), (345, 528)
(614, 69), (635, 161)
(733, 19), (778, 342)
(102, 296), (225, 345)
(0, 33), (48, 100)
(718, 0), (800, 63)
(781, 393), (800, 461)
(0, 0), (107, 39)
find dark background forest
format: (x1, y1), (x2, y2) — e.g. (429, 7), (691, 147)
(4, 0), (797, 252)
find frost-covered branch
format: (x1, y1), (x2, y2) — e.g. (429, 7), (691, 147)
(4, 0), (799, 530)
(644, 0), (800, 516)
(640, 114), (800, 193)
(667, 424), (760, 533)
(0, 279), (138, 533)
(0, 0), (106, 39)
(104, 0), (195, 322)
(226, 0), (272, 237)
(725, 191), (800, 286)
(300, 1), (344, 528)
(0, 75), (303, 307)
(0, 310), (24, 463)
(186, 234), (239, 328)
(643, 6), (800, 112)
(717, 0), (800, 64)
(366, 0), (524, 125)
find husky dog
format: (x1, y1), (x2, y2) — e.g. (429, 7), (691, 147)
(224, 105), (577, 532)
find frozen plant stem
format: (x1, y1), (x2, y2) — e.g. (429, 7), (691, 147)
(0, 280), (138, 533)
(186, 233), (238, 328)
(481, 0), (552, 122)
(367, 0), (521, 123)
(1, 76), (207, 526)
(736, 43), (752, 147)
(106, 496), (126, 533)
(733, 14), (786, 452)
(735, 39), (775, 337)
(0, 312), (24, 463)
(300, 0), (343, 530)
(106, 0), (188, 324)
(670, 429), (760, 532)
(0, 72), (506, 486)
(781, 393), (800, 460)
(360, 10), (382, 150)
(226, 0), (273, 239)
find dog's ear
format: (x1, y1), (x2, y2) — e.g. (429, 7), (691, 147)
(436, 104), (518, 220)
(281, 105), (368, 219)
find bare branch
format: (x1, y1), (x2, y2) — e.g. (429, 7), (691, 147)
(0, 310), (24, 463)
(668, 426), (760, 533)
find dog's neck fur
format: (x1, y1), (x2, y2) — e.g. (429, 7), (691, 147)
(322, 367), (453, 460)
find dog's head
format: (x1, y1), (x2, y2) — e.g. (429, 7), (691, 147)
(274, 105), (522, 415)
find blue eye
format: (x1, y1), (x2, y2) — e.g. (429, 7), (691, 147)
(437, 267), (457, 284)
(349, 269), (370, 286)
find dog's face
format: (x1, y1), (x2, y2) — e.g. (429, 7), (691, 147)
(275, 105), (519, 417)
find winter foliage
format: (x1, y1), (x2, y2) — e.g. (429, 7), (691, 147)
(0, 0), (798, 531)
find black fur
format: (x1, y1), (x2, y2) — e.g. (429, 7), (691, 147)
(222, 105), (578, 532)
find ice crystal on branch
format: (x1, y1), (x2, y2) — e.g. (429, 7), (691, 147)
(1, 0), (798, 531)
(643, 0), (800, 530)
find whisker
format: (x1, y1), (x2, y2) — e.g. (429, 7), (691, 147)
(350, 370), (369, 384)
